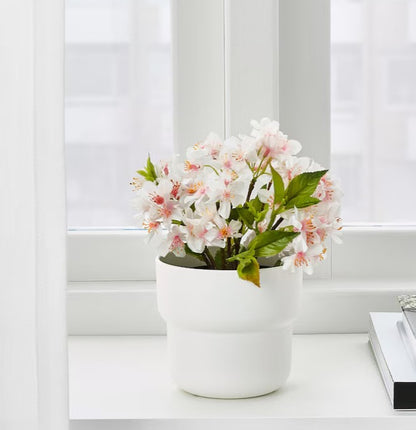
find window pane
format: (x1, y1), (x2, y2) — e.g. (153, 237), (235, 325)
(331, 0), (416, 224)
(65, 0), (173, 227)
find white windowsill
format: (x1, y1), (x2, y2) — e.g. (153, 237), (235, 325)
(67, 279), (416, 335)
(68, 334), (416, 430)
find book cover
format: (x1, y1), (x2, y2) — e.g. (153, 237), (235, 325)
(369, 312), (416, 410)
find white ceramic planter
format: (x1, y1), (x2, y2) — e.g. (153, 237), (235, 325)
(156, 256), (302, 399)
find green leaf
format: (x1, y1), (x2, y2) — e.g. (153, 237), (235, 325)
(270, 166), (285, 204)
(228, 230), (299, 265)
(248, 230), (300, 258)
(227, 248), (255, 263)
(254, 204), (269, 223)
(247, 197), (263, 215)
(136, 169), (152, 182)
(285, 196), (321, 210)
(285, 170), (327, 202)
(229, 207), (240, 221)
(237, 207), (255, 228)
(237, 257), (260, 287)
(146, 154), (157, 181)
(245, 197), (269, 223)
(137, 155), (157, 182)
(171, 219), (184, 226)
(280, 225), (295, 233)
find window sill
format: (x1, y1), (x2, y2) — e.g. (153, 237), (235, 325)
(68, 334), (416, 429)
(67, 279), (416, 335)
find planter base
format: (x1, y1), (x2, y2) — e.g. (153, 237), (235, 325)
(167, 324), (293, 399)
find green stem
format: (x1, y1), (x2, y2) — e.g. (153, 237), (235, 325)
(201, 251), (213, 269)
(245, 160), (255, 173)
(271, 217), (284, 230)
(246, 178), (256, 202)
(204, 247), (216, 269)
(234, 237), (241, 256)
(227, 238), (232, 259)
(245, 158), (272, 204)
(258, 158), (271, 176)
(221, 247), (226, 270)
(203, 164), (220, 175)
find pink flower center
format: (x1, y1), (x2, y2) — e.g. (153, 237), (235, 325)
(294, 252), (308, 267)
(187, 182), (202, 194)
(211, 148), (219, 158)
(233, 151), (244, 162)
(170, 235), (184, 251)
(170, 182), (181, 199)
(301, 218), (315, 232)
(184, 160), (200, 172)
(152, 194), (165, 205)
(223, 189), (232, 201)
(316, 228), (326, 241)
(262, 145), (271, 158)
(158, 202), (174, 219)
(258, 222), (267, 233)
(224, 159), (232, 169)
(198, 228), (208, 239)
(218, 226), (232, 239)
(306, 231), (316, 246)
(143, 221), (160, 233)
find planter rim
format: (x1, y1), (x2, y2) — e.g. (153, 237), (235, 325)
(157, 255), (299, 274)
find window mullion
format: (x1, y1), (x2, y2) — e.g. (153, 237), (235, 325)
(279, 0), (331, 169)
(172, 0), (225, 155)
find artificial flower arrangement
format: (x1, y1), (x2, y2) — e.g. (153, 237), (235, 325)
(131, 118), (342, 287)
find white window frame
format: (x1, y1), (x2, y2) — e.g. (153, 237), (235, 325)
(67, 0), (416, 335)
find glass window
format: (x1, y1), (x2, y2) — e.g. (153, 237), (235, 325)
(65, 0), (173, 227)
(331, 0), (416, 224)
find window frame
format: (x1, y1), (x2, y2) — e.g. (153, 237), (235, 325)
(67, 0), (416, 334)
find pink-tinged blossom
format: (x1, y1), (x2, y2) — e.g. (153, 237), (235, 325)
(281, 237), (326, 275)
(202, 132), (223, 159)
(315, 206), (343, 245)
(155, 161), (170, 177)
(271, 156), (312, 186)
(257, 219), (269, 234)
(217, 136), (255, 173)
(215, 216), (242, 240)
(180, 216), (217, 254)
(158, 226), (186, 258)
(132, 118), (342, 275)
(133, 179), (181, 229)
(283, 209), (320, 247)
(209, 177), (248, 219)
(182, 177), (210, 205)
(251, 118), (302, 159)
(184, 160), (201, 173)
(187, 132), (223, 164)
(313, 173), (342, 204)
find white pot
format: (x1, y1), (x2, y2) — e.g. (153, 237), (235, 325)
(156, 256), (302, 399)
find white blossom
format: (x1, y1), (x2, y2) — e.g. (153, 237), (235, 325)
(131, 118), (342, 275)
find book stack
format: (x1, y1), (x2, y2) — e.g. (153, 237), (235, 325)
(369, 295), (416, 410)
